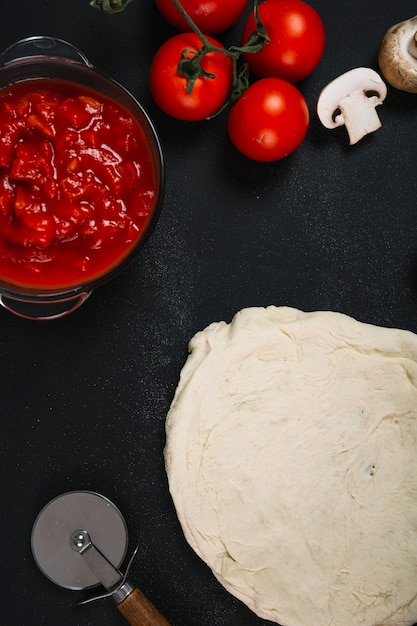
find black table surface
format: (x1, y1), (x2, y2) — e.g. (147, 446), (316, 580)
(1, 1), (417, 625)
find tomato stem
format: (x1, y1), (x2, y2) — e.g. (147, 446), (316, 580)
(91, 0), (269, 108)
(171, 0), (268, 102)
(89, 0), (134, 12)
(172, 0), (236, 93)
(171, 0), (213, 48)
(172, 0), (232, 58)
(178, 48), (217, 94)
(206, 61), (250, 119)
(230, 0), (270, 55)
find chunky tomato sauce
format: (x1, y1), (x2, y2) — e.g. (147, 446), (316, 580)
(0, 78), (158, 290)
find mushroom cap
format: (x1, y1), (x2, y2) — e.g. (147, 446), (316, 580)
(317, 67), (387, 129)
(378, 15), (417, 93)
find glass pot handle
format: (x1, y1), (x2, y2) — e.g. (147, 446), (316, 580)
(0, 291), (91, 321)
(0, 35), (92, 68)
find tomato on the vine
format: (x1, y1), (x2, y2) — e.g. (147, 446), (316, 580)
(227, 77), (309, 161)
(149, 32), (233, 121)
(242, 0), (325, 83)
(155, 0), (248, 35)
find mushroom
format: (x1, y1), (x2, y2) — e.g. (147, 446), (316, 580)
(378, 15), (417, 93)
(316, 67), (387, 145)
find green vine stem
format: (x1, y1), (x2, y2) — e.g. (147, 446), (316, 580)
(90, 0), (134, 12)
(90, 0), (269, 105)
(171, 0), (269, 100)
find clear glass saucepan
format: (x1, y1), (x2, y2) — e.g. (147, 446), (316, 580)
(0, 36), (164, 320)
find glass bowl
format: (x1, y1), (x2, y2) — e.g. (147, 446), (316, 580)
(0, 36), (164, 320)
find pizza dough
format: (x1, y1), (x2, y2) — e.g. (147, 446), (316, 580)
(164, 306), (417, 626)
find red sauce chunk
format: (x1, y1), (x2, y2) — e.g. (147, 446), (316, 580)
(0, 79), (158, 290)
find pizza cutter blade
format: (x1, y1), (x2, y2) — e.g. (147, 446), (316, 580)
(31, 490), (170, 626)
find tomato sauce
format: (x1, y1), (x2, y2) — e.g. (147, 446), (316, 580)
(0, 78), (158, 290)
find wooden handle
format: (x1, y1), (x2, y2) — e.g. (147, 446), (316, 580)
(117, 587), (170, 626)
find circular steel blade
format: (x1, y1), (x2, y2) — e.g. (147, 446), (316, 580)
(31, 491), (128, 590)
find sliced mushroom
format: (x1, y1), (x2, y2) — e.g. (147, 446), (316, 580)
(317, 68), (387, 145)
(378, 15), (417, 93)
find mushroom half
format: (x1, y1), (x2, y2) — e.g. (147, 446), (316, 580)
(317, 67), (387, 145)
(378, 15), (417, 93)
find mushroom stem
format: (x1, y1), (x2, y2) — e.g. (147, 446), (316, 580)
(338, 91), (383, 145)
(317, 68), (387, 146)
(407, 31), (417, 59)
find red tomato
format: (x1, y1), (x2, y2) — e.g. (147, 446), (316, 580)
(155, 0), (248, 34)
(227, 77), (309, 162)
(242, 0), (325, 83)
(149, 33), (233, 121)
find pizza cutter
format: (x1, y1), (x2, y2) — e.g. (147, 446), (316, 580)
(31, 491), (170, 626)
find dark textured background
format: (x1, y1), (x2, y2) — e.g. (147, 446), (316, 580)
(1, 1), (417, 624)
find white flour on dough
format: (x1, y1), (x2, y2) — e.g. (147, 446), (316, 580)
(165, 306), (417, 626)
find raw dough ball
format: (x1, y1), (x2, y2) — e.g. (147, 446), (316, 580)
(165, 306), (417, 626)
